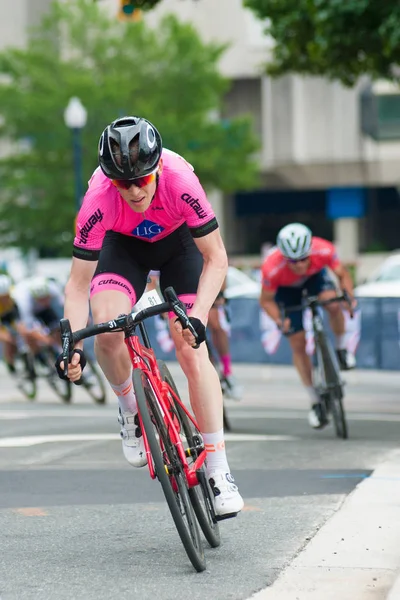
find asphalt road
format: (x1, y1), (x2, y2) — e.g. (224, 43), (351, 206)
(0, 363), (399, 600)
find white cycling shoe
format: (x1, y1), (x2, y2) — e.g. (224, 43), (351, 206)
(118, 410), (147, 468)
(208, 471), (244, 519)
(221, 374), (244, 401)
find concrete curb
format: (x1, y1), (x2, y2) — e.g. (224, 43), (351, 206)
(248, 448), (400, 600)
(388, 574), (400, 600)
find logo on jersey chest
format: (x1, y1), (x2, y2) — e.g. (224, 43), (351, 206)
(132, 219), (164, 240)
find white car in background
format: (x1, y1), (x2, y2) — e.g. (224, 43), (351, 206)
(225, 266), (261, 299)
(355, 253), (400, 297)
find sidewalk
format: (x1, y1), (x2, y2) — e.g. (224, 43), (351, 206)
(248, 448), (400, 600)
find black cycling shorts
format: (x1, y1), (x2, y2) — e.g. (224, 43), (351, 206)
(92, 223), (203, 304)
(35, 306), (62, 330)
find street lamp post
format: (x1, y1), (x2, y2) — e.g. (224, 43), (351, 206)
(63, 97), (88, 212)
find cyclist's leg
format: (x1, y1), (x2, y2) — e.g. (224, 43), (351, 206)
(277, 286), (327, 428)
(89, 233), (149, 468)
(160, 233), (244, 518)
(311, 269), (354, 370)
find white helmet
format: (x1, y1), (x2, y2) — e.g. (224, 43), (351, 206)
(277, 223), (312, 260)
(0, 274), (12, 295)
(28, 277), (50, 299)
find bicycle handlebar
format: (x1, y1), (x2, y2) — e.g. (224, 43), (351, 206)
(279, 290), (354, 327)
(60, 286), (198, 379)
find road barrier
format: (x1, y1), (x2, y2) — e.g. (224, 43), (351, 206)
(145, 297), (400, 371)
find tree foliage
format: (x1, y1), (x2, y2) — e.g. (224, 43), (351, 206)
(0, 0), (258, 256)
(244, 0), (400, 87)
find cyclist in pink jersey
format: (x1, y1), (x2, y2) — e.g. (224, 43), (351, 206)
(260, 223), (356, 429)
(56, 116), (243, 518)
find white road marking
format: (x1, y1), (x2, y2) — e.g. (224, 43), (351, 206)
(0, 409), (399, 422)
(0, 432), (297, 447)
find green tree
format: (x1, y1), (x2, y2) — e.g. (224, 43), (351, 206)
(0, 0), (258, 256)
(244, 0), (400, 87)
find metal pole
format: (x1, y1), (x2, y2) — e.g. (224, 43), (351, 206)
(72, 127), (83, 211)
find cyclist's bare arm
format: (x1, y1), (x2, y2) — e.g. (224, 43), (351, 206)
(64, 257), (98, 351)
(0, 327), (14, 344)
(260, 288), (280, 322)
(192, 229), (228, 324)
(260, 288), (290, 331)
(20, 324), (52, 348)
(332, 264), (356, 305)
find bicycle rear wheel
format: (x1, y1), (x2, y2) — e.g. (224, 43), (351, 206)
(223, 403), (232, 432)
(79, 356), (107, 404)
(133, 368), (206, 573)
(157, 360), (221, 548)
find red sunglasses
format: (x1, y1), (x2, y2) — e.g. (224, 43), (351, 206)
(112, 171), (157, 190)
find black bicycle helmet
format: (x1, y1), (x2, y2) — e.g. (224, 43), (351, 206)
(98, 116), (162, 180)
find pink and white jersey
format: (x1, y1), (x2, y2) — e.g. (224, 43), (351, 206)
(261, 237), (341, 291)
(73, 149), (218, 260)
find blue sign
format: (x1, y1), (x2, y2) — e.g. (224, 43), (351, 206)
(327, 187), (366, 219)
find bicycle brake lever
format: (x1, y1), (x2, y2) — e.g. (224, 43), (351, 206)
(164, 286), (199, 347)
(59, 318), (73, 378)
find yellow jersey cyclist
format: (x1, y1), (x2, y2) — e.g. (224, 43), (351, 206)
(56, 116), (244, 518)
(0, 274), (37, 375)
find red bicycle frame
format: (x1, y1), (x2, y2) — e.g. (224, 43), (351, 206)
(124, 330), (206, 489)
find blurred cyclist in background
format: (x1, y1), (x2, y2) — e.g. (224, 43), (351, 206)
(148, 272), (243, 400)
(12, 276), (64, 354)
(260, 223), (356, 429)
(0, 274), (30, 374)
(207, 278), (243, 400)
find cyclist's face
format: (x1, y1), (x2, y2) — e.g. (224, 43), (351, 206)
(287, 257), (310, 275)
(114, 160), (162, 213)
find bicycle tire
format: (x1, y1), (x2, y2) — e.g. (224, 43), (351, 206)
(133, 368), (206, 573)
(157, 360), (221, 548)
(79, 356), (107, 404)
(14, 353), (37, 401)
(315, 333), (348, 439)
(223, 403), (232, 432)
(41, 346), (72, 403)
(330, 391), (348, 439)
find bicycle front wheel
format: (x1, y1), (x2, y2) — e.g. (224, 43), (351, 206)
(157, 360), (221, 549)
(133, 368), (206, 573)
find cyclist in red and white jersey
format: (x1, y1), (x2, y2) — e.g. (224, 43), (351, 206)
(260, 223), (356, 429)
(56, 116), (243, 518)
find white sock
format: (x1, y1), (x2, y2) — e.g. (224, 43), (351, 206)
(203, 428), (230, 475)
(335, 334), (346, 350)
(110, 373), (137, 414)
(305, 385), (320, 406)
